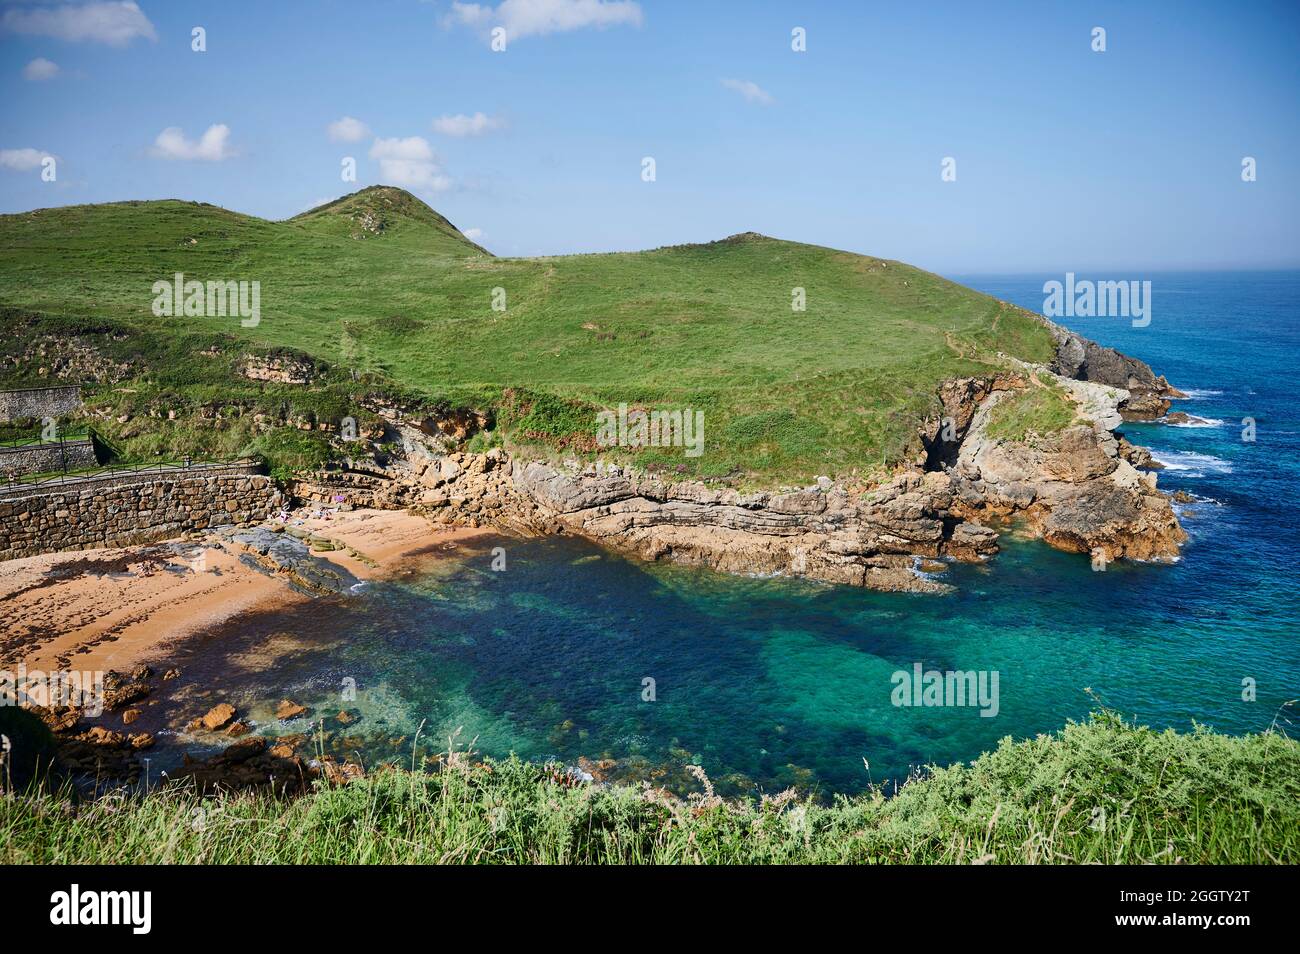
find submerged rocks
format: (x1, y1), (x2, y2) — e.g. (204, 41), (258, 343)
(275, 699), (307, 720)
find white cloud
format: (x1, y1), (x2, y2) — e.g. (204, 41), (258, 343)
(721, 78), (774, 106)
(0, 147), (54, 171)
(463, 227), (484, 241)
(1, 1), (157, 46)
(445, 2), (493, 28)
(327, 116), (370, 143)
(22, 57), (60, 81)
(445, 0), (642, 42)
(369, 136), (450, 191)
(431, 112), (504, 137)
(150, 124), (235, 162)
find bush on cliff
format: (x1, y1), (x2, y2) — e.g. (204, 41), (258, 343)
(2, 712), (1296, 865)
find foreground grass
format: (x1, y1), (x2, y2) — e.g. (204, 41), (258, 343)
(4, 713), (1296, 864)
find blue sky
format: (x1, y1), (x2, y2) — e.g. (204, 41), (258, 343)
(2, 0), (1298, 272)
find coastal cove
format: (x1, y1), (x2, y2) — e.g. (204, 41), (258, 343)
(27, 272), (1296, 799)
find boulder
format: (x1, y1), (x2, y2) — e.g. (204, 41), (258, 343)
(200, 703), (236, 731)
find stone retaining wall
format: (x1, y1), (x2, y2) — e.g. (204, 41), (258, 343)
(0, 439), (98, 477)
(0, 386), (83, 423)
(0, 471), (281, 561)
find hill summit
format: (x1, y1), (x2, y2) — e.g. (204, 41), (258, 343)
(292, 186), (488, 252)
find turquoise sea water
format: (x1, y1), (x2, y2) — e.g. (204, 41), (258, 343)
(147, 272), (1300, 796)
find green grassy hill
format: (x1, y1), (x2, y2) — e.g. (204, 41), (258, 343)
(0, 186), (1056, 484)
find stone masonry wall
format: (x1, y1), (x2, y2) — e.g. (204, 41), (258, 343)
(0, 472), (281, 561)
(0, 440), (98, 477)
(0, 386), (83, 423)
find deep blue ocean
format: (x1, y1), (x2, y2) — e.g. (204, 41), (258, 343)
(150, 271), (1300, 796)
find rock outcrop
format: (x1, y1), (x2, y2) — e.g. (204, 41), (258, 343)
(239, 353), (319, 385)
(287, 330), (1184, 591)
(949, 371), (1185, 562)
(1042, 317), (1185, 419)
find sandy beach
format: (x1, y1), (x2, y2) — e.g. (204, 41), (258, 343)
(0, 508), (483, 673)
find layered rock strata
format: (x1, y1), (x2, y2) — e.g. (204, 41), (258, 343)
(293, 361), (1184, 592)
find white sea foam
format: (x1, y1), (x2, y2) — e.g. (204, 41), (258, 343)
(1171, 491), (1224, 515)
(1178, 388), (1224, 399)
(1151, 450), (1233, 477)
(1163, 415), (1224, 428)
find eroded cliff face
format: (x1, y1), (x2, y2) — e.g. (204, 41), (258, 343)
(946, 371), (1186, 563)
(1042, 318), (1186, 420)
(291, 339), (1186, 592)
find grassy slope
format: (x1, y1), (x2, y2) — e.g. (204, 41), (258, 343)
(986, 379), (1077, 442)
(0, 308), (393, 479)
(4, 713), (1296, 864)
(0, 187), (1055, 485)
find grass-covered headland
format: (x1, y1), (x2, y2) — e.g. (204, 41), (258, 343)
(0, 186), (1059, 486)
(4, 713), (1296, 864)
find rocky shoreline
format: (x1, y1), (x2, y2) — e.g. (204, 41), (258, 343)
(291, 320), (1186, 593)
(15, 666), (360, 797)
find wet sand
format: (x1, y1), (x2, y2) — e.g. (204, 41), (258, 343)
(0, 508), (484, 672)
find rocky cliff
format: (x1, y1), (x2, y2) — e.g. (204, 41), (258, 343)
(943, 368), (1185, 563)
(1042, 318), (1186, 419)
(290, 327), (1186, 592)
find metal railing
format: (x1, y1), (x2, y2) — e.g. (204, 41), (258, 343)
(0, 456), (265, 497)
(0, 428), (93, 450)
(0, 384), (84, 395)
